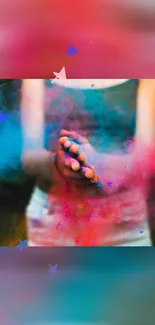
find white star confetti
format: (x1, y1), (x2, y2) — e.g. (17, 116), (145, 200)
(51, 67), (67, 83)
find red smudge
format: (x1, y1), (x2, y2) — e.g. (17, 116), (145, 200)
(44, 141), (155, 246)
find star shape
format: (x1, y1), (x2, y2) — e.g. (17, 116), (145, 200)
(48, 264), (58, 275)
(66, 46), (79, 56)
(16, 239), (28, 252)
(107, 181), (113, 188)
(53, 66), (67, 81)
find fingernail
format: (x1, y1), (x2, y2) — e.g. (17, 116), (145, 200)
(64, 140), (72, 149)
(77, 153), (85, 162)
(91, 175), (99, 183)
(65, 159), (70, 167)
(71, 161), (80, 171)
(81, 167), (94, 178)
(69, 144), (79, 154)
(60, 137), (68, 145)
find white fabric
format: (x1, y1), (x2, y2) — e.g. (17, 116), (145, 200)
(26, 79), (151, 247)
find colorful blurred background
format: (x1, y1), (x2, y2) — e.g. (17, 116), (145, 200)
(0, 1), (155, 324)
(0, 0), (154, 77)
(0, 247), (155, 325)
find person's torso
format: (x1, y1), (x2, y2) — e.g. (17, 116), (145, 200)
(44, 79), (138, 154)
(27, 79), (151, 246)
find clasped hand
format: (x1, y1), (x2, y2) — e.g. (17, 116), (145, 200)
(22, 129), (100, 193)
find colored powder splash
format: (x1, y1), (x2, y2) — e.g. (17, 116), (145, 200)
(47, 133), (154, 246)
(47, 181), (149, 246)
(44, 81), (154, 246)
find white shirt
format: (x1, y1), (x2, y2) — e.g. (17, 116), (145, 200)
(26, 79), (151, 247)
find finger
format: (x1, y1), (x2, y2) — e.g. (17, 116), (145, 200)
(64, 142), (91, 168)
(60, 138), (81, 156)
(59, 136), (68, 146)
(63, 139), (80, 151)
(64, 140), (72, 150)
(60, 129), (88, 144)
(63, 165), (86, 180)
(76, 154), (94, 170)
(81, 166), (94, 179)
(60, 137), (80, 152)
(61, 129), (78, 138)
(90, 174), (99, 184)
(65, 156), (81, 171)
(77, 153), (85, 162)
(61, 139), (94, 171)
(60, 129), (70, 137)
(60, 137), (77, 151)
(69, 143), (79, 155)
(76, 153), (91, 167)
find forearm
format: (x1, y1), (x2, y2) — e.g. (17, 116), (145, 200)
(21, 79), (45, 150)
(96, 79), (155, 192)
(135, 79), (155, 146)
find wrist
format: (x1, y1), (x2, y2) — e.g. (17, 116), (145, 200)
(22, 149), (52, 175)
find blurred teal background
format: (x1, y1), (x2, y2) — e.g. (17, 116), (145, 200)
(0, 248), (155, 325)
